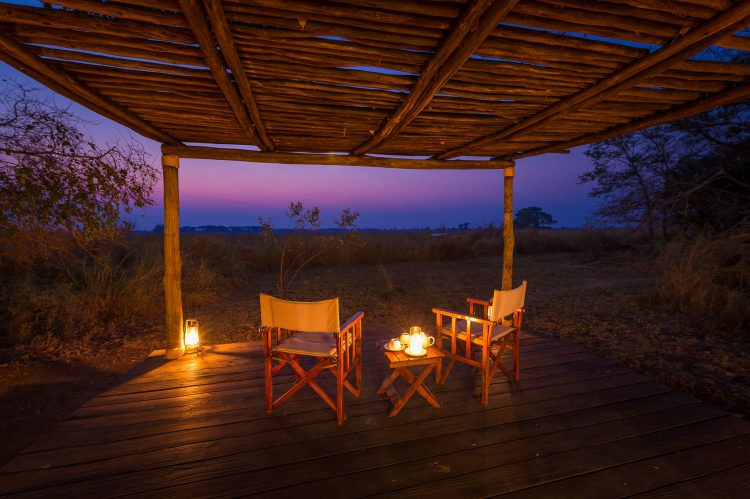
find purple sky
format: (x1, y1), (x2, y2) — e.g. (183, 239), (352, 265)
(2, 63), (599, 229)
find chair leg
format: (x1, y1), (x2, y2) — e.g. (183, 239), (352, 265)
(356, 352), (362, 394)
(513, 331), (520, 381)
(481, 346), (490, 407)
(264, 351), (273, 416)
(337, 362), (345, 427)
(435, 331), (443, 383)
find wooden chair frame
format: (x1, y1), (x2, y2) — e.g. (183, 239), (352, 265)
(434, 298), (524, 407)
(262, 311), (363, 426)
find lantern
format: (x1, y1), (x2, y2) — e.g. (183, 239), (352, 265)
(407, 332), (424, 355)
(185, 319), (200, 352)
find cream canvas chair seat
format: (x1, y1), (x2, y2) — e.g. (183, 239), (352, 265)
(433, 280), (527, 406)
(261, 293), (363, 426)
(272, 332), (338, 357)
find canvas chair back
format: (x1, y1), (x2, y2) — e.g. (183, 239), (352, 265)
(489, 281), (527, 322)
(260, 293), (340, 333)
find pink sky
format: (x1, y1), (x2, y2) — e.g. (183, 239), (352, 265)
(3, 64), (598, 229)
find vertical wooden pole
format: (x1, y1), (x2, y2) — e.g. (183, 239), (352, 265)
(502, 164), (515, 291)
(162, 154), (184, 359)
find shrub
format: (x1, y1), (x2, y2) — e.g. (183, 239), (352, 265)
(0, 234), (163, 348)
(657, 229), (750, 335)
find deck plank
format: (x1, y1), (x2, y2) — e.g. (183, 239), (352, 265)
(1, 330), (747, 497)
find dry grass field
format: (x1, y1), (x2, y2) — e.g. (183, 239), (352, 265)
(1, 229), (748, 465)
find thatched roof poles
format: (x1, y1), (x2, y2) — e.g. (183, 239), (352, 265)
(202, 0), (273, 151)
(351, 0), (519, 155)
(178, 0), (269, 150)
(434, 0), (750, 159)
(0, 33), (178, 144)
(511, 80), (750, 159)
(161, 145), (512, 170)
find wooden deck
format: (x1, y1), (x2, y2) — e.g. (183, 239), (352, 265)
(1, 330), (749, 497)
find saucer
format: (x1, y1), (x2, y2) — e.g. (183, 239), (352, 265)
(405, 348), (427, 357)
(384, 341), (405, 352)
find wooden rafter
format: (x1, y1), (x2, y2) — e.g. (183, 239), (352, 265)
(202, 0), (274, 151)
(161, 145), (513, 170)
(351, 0), (519, 155)
(178, 0), (268, 150)
(0, 1), (747, 159)
(433, 0), (750, 159)
(0, 33), (179, 144)
(509, 80), (750, 159)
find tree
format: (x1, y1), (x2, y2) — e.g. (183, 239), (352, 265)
(514, 206), (557, 229)
(580, 101), (750, 237)
(260, 202), (360, 297)
(0, 80), (157, 258)
(333, 207), (360, 229)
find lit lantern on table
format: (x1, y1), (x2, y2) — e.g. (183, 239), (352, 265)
(408, 332), (424, 355)
(409, 325), (422, 336)
(185, 319), (200, 352)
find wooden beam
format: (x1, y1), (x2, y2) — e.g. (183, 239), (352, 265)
(178, 0), (266, 149)
(161, 145), (512, 169)
(502, 165), (514, 291)
(0, 33), (179, 144)
(0, 3), (192, 44)
(511, 80), (750, 159)
(202, 0), (274, 151)
(162, 154), (184, 360)
(351, 0), (519, 155)
(433, 1), (750, 159)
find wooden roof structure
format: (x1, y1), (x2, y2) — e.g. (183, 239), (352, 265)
(1, 0), (749, 169)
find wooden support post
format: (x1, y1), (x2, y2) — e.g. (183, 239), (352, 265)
(162, 154), (184, 359)
(502, 165), (515, 291)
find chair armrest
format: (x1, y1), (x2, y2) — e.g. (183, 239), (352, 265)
(466, 297), (490, 318)
(432, 307), (494, 327)
(340, 311), (364, 333)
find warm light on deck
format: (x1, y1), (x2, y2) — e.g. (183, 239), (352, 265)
(185, 319), (200, 352)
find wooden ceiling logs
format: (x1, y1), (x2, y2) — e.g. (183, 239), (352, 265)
(0, 0), (747, 164)
(350, 0), (519, 155)
(0, 33), (178, 144)
(510, 79), (750, 159)
(177, 0), (268, 150)
(433, 0), (750, 159)
(201, 0), (274, 150)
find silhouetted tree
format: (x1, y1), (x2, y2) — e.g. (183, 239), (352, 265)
(0, 80), (156, 260)
(514, 207), (557, 229)
(260, 202), (360, 297)
(581, 101), (750, 237)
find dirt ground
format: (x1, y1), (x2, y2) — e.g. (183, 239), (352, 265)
(2, 251), (749, 466)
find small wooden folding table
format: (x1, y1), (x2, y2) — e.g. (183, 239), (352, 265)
(377, 341), (444, 417)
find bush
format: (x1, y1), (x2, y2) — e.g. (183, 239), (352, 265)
(0, 234), (164, 348)
(514, 227), (644, 259)
(657, 229), (750, 334)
